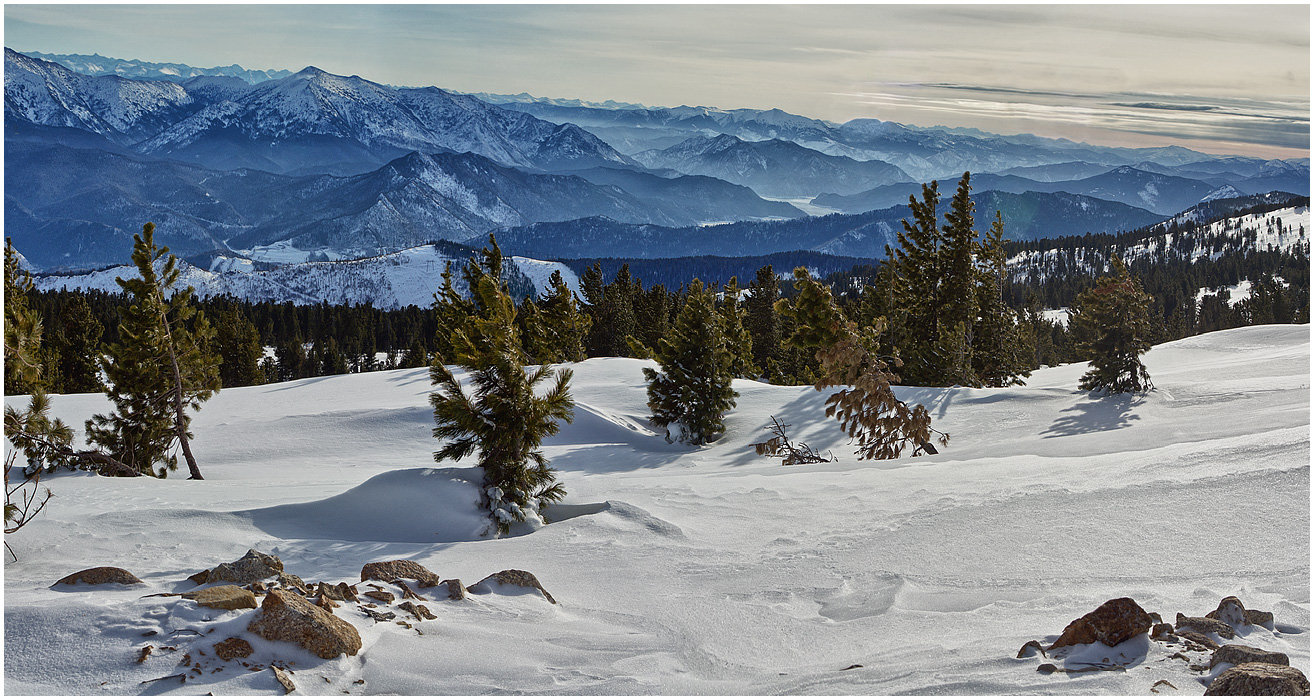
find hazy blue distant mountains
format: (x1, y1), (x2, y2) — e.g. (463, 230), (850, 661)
(632, 133), (910, 197)
(23, 50), (294, 83)
(4, 49), (633, 176)
(485, 189), (1165, 261)
(6, 141), (799, 269)
(567, 166), (803, 221)
(813, 166), (1285, 216)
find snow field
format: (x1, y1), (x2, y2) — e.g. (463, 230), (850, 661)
(3, 324), (1309, 694)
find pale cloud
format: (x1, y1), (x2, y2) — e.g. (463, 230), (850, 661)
(4, 4), (1308, 158)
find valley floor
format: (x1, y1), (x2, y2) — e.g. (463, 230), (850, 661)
(4, 325), (1310, 695)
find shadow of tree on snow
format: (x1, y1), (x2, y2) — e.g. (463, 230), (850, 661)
(1041, 393), (1145, 438)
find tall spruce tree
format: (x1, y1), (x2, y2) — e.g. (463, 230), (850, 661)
(86, 224), (219, 479)
(536, 270), (591, 363)
(644, 280), (738, 445)
(49, 295), (105, 394)
(779, 268), (946, 459)
(938, 172), (980, 386)
(719, 277), (756, 377)
(1071, 257), (1155, 394)
(745, 265), (784, 382)
(215, 308), (264, 388)
(972, 212), (1030, 387)
(430, 236), (574, 534)
(891, 181), (943, 386)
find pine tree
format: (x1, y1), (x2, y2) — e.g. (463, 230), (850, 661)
(215, 308), (264, 388)
(643, 280), (738, 445)
(432, 261), (475, 364)
(938, 172), (980, 386)
(48, 295), (105, 394)
(275, 336), (309, 381)
(891, 181), (943, 386)
(972, 212), (1030, 387)
(1071, 257), (1155, 394)
(719, 277), (756, 377)
(779, 267), (947, 459)
(745, 265), (783, 382)
(4, 240), (42, 397)
(86, 223), (220, 479)
(587, 265), (638, 357)
(311, 337), (350, 376)
(536, 271), (591, 363)
(430, 236), (574, 535)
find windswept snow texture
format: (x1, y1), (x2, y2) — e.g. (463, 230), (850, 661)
(4, 325), (1309, 694)
(32, 245), (579, 309)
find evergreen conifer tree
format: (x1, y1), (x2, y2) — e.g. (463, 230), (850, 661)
(891, 181), (943, 386)
(643, 280), (737, 444)
(938, 172), (980, 386)
(49, 295), (105, 394)
(719, 277), (756, 377)
(215, 308), (264, 387)
(972, 212), (1031, 387)
(86, 224), (219, 479)
(430, 235), (574, 534)
(1071, 257), (1155, 394)
(536, 270), (591, 363)
(779, 268), (947, 459)
(745, 265), (783, 382)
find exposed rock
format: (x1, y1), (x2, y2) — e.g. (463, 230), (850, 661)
(1151, 680), (1177, 693)
(1017, 640), (1046, 659)
(314, 595), (338, 612)
(248, 581), (268, 595)
(1211, 645), (1290, 669)
(360, 560), (440, 587)
(315, 581), (357, 602)
(1205, 662), (1309, 696)
(1048, 598), (1152, 651)
(437, 579), (467, 601)
(1037, 663), (1058, 674)
(247, 590), (361, 659)
(1205, 597), (1248, 628)
(213, 638), (253, 661)
(275, 573), (309, 595)
(1149, 612), (1163, 625)
(1151, 623), (1175, 640)
(271, 666), (296, 695)
(364, 590), (395, 604)
(1176, 613), (1235, 640)
(397, 601), (436, 621)
(1246, 609), (1275, 628)
(471, 569), (558, 605)
(55, 566), (143, 586)
(187, 570), (211, 585)
(358, 606), (396, 623)
(136, 645), (153, 664)
(397, 581), (425, 600)
(183, 585), (258, 611)
(1176, 630), (1221, 651)
(208, 550), (284, 585)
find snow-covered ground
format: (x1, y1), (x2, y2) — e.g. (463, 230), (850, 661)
(4, 324), (1309, 695)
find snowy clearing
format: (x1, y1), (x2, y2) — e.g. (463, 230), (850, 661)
(4, 324), (1309, 695)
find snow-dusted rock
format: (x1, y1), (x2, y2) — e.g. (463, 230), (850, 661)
(1211, 644), (1290, 669)
(397, 601), (436, 621)
(437, 579), (468, 601)
(247, 590), (361, 659)
(212, 637), (254, 661)
(183, 585), (257, 611)
(1205, 596), (1248, 628)
(1048, 597), (1153, 651)
(1205, 663), (1309, 696)
(360, 559), (441, 588)
(315, 581), (358, 602)
(54, 566), (143, 587)
(1176, 613), (1235, 640)
(471, 569), (558, 605)
(1016, 640), (1046, 658)
(206, 549), (284, 585)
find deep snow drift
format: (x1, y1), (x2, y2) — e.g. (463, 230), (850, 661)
(4, 324), (1309, 695)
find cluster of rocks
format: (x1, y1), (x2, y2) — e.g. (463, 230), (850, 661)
(1017, 595), (1308, 695)
(54, 549), (560, 688)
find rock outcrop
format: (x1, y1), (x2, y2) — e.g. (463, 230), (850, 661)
(1176, 613), (1235, 640)
(207, 549), (284, 585)
(1211, 645), (1290, 669)
(437, 579), (467, 601)
(55, 566), (143, 586)
(472, 569), (558, 605)
(360, 560), (441, 588)
(1205, 663), (1309, 696)
(1048, 598), (1152, 651)
(183, 585), (258, 611)
(247, 590), (361, 659)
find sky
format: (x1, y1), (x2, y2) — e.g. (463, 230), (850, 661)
(4, 4), (1309, 159)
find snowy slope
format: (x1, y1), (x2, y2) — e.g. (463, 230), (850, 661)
(32, 245), (579, 309)
(4, 324), (1308, 694)
(1008, 205), (1311, 283)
